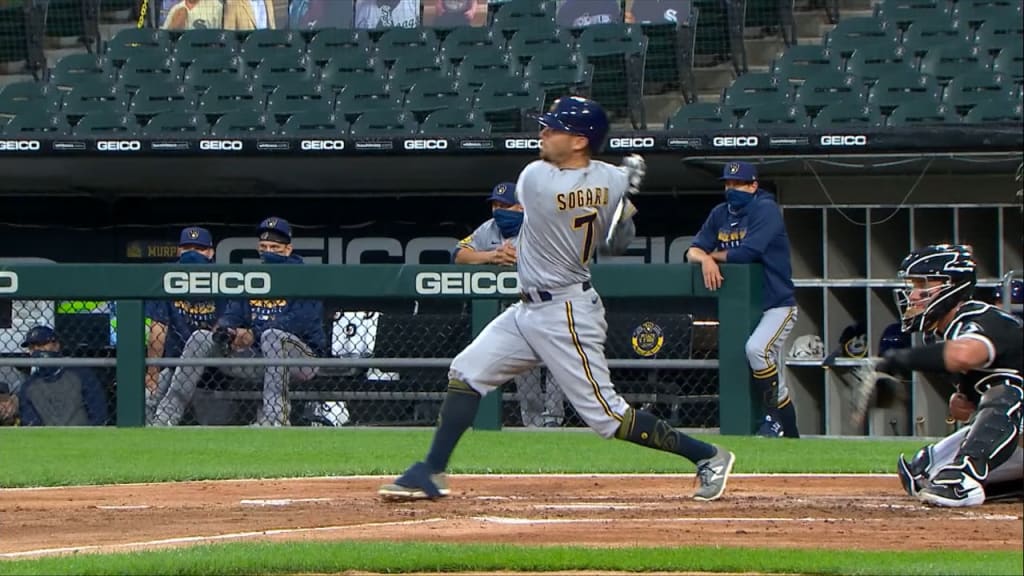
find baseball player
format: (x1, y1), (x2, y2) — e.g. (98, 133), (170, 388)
(686, 162), (800, 438)
(883, 244), (1022, 507)
(146, 226), (228, 425)
(17, 326), (108, 426)
(454, 181), (566, 428)
(379, 96), (736, 502)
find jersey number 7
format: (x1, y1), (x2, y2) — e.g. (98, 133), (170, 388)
(572, 210), (598, 265)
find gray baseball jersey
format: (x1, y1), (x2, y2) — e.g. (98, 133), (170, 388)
(456, 219), (518, 254)
(449, 159), (637, 438)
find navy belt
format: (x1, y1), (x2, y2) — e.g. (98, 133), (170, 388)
(520, 281), (592, 303)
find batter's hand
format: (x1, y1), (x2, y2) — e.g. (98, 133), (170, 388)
(700, 258), (724, 291)
(948, 392), (976, 423)
(620, 154), (645, 195)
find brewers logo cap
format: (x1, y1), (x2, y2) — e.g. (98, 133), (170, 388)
(718, 161), (758, 182)
(486, 182), (517, 205)
(178, 226), (213, 248)
(258, 217), (293, 244)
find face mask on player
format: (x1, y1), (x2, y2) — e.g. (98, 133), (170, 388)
(178, 250), (212, 264)
(259, 251), (290, 264)
(493, 209), (523, 238)
(30, 350), (63, 378)
(725, 188), (755, 211)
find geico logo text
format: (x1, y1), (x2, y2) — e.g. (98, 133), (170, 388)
(404, 139), (448, 150)
(199, 140), (244, 151)
(163, 271), (272, 295)
(712, 136), (759, 147)
(0, 140), (41, 151)
(300, 140), (345, 150)
(820, 135), (867, 146)
(97, 140), (142, 151)
(504, 138), (541, 150)
(415, 271), (520, 295)
(608, 137), (655, 149)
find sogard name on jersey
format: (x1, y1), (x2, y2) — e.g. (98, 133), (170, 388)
(556, 187), (610, 211)
(215, 235), (696, 265)
(163, 271), (272, 295)
(415, 271), (520, 295)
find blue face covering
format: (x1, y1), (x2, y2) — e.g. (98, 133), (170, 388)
(178, 250), (212, 264)
(259, 251), (290, 264)
(493, 209), (524, 238)
(726, 188), (755, 211)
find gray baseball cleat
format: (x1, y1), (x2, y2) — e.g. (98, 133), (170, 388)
(693, 447), (736, 501)
(379, 461), (451, 501)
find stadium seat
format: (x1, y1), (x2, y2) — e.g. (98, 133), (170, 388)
(404, 76), (473, 119)
(141, 111), (210, 136)
(963, 99), (1023, 122)
(173, 30), (241, 65)
(3, 110), (71, 137)
(812, 102), (885, 127)
(240, 30), (307, 69)
(267, 80), (331, 124)
(771, 45), (841, 84)
(868, 73), (942, 112)
(903, 18), (967, 56)
(321, 53), (385, 95)
(993, 44), (1024, 84)
(886, 101), (958, 125)
(50, 54), (116, 90)
(253, 53), (317, 93)
(474, 77), (544, 132)
(943, 71), (1010, 112)
(846, 43), (916, 85)
(118, 54), (181, 92)
(389, 52), (452, 94)
(129, 82), (198, 121)
(456, 48), (518, 91)
(954, 0), (1023, 32)
(973, 22), (1024, 54)
(824, 18), (900, 58)
(876, 4), (952, 31)
(375, 29), (440, 66)
(210, 109), (274, 137)
(0, 82), (62, 120)
(665, 103), (736, 130)
(105, 28), (173, 68)
(281, 110), (348, 137)
(182, 53), (249, 94)
(440, 27), (502, 66)
(523, 47), (594, 107)
(72, 111), (140, 137)
(508, 23), (575, 67)
(335, 79), (403, 123)
(349, 108), (418, 136)
(198, 79), (266, 119)
(737, 104), (810, 129)
(419, 108), (492, 135)
(307, 29), (374, 66)
(60, 82), (128, 120)
(721, 73), (790, 111)
(794, 72), (868, 116)
(491, 0), (556, 39)
(919, 43), (988, 83)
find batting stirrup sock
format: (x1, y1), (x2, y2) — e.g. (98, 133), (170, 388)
(615, 408), (716, 464)
(776, 398), (800, 439)
(425, 379), (482, 473)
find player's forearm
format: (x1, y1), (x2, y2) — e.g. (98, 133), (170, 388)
(147, 323), (167, 359)
(454, 249), (497, 265)
(710, 250), (730, 263)
(686, 247), (712, 263)
(879, 342), (947, 374)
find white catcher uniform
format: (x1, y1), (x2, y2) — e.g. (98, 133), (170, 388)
(449, 159), (637, 438)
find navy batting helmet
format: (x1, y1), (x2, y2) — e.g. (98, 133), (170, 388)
(537, 96), (610, 153)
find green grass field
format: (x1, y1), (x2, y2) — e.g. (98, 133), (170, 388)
(1, 428), (1019, 576)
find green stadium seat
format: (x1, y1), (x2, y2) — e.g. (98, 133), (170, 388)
(919, 43), (988, 83)
(473, 77), (544, 132)
(492, 0), (556, 39)
(173, 30), (241, 65)
(876, 5), (952, 32)
(118, 54), (181, 93)
(440, 27), (503, 66)
(737, 104), (810, 129)
(389, 52), (452, 94)
(794, 72), (868, 116)
(375, 29), (440, 66)
(954, 1), (1023, 32)
(577, 23), (646, 58)
(943, 71), (1010, 112)
(281, 110), (348, 137)
(210, 110), (274, 137)
(824, 18), (900, 58)
(129, 82), (198, 121)
(963, 99), (1023, 122)
(182, 54), (249, 94)
(72, 111), (139, 137)
(335, 79), (403, 123)
(812, 102), (885, 127)
(846, 43), (916, 85)
(886, 101), (958, 125)
(993, 44), (1024, 83)
(105, 28), (173, 68)
(349, 108), (417, 136)
(771, 45), (841, 84)
(267, 80), (332, 123)
(320, 53), (385, 95)
(973, 22), (1024, 53)
(60, 82), (128, 120)
(868, 73), (941, 112)
(253, 53), (317, 93)
(198, 79), (266, 119)
(307, 29), (374, 66)
(508, 23), (575, 68)
(721, 73), (790, 110)
(404, 76), (473, 119)
(419, 108), (491, 135)
(665, 103), (736, 130)
(456, 48), (518, 91)
(523, 47), (593, 107)
(0, 82), (62, 120)
(141, 112), (210, 136)
(3, 110), (71, 138)
(902, 17), (965, 56)
(240, 30), (307, 69)
(50, 54), (116, 90)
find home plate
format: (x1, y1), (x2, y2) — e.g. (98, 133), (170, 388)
(95, 505), (151, 510)
(239, 498), (333, 507)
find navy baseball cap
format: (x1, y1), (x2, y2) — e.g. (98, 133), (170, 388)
(179, 226), (213, 248)
(486, 182), (517, 205)
(258, 217), (292, 244)
(822, 323), (868, 367)
(719, 161), (758, 182)
(21, 325), (58, 348)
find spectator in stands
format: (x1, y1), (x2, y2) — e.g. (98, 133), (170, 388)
(161, 0), (224, 30)
(556, 0), (622, 29)
(16, 326), (108, 427)
(453, 182), (565, 427)
(289, 0), (354, 29)
(355, 0), (421, 29)
(425, 0), (481, 28)
(0, 382), (18, 426)
(625, 0), (690, 24)
(148, 227), (231, 426)
(222, 0), (279, 30)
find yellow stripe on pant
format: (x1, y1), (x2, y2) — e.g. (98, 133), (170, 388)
(565, 301), (620, 422)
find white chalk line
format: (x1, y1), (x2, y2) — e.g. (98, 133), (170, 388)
(471, 515), (1023, 525)
(95, 505), (151, 510)
(239, 498), (334, 506)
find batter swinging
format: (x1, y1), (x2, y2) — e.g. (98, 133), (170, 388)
(379, 97), (736, 502)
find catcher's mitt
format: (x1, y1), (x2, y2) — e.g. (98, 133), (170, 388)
(847, 360), (908, 426)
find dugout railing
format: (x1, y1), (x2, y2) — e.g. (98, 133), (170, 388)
(0, 262), (765, 433)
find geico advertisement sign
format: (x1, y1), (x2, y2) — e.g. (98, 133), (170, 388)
(415, 271), (519, 295)
(504, 138), (541, 150)
(0, 271), (18, 294)
(96, 140), (142, 152)
(0, 140), (41, 151)
(163, 271), (272, 295)
(404, 139), (448, 150)
(712, 136), (759, 147)
(608, 137), (655, 149)
(300, 140), (346, 150)
(819, 135), (867, 146)
(199, 140), (244, 151)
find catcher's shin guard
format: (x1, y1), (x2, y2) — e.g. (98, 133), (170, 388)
(897, 446), (932, 497)
(951, 383), (1023, 481)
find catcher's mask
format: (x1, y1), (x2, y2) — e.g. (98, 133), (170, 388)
(895, 244), (977, 334)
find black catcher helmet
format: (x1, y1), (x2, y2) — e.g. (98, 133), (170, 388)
(895, 244), (977, 333)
